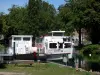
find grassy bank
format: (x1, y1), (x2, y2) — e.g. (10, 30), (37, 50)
(0, 63), (96, 75)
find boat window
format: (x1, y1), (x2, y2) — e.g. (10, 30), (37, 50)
(59, 43), (63, 48)
(68, 38), (71, 42)
(53, 33), (64, 36)
(64, 43), (71, 48)
(49, 43), (57, 48)
(23, 37), (30, 41)
(14, 37), (21, 40)
(63, 38), (67, 41)
(36, 38), (39, 43)
(39, 38), (43, 43)
(36, 38), (43, 43)
(48, 33), (52, 36)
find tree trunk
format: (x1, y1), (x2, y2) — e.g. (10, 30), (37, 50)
(91, 27), (100, 44)
(78, 28), (82, 48)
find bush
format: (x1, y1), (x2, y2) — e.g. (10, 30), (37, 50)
(80, 44), (100, 71)
(80, 44), (100, 63)
(0, 44), (5, 51)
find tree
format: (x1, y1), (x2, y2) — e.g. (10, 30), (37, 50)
(70, 0), (100, 44)
(83, 0), (100, 44)
(27, 0), (41, 37)
(1, 0), (57, 45)
(38, 1), (56, 35)
(59, 0), (100, 45)
(0, 12), (4, 34)
(1, 5), (28, 45)
(8, 5), (28, 35)
(27, 0), (57, 37)
(70, 0), (87, 47)
(58, 4), (74, 35)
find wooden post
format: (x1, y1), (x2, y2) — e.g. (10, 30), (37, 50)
(75, 58), (79, 70)
(13, 42), (16, 60)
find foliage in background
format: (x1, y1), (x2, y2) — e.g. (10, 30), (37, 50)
(0, 0), (100, 45)
(59, 0), (100, 44)
(0, 0), (57, 44)
(58, 4), (74, 35)
(8, 5), (28, 35)
(0, 12), (5, 34)
(27, 0), (57, 37)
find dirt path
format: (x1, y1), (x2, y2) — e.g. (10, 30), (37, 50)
(0, 72), (25, 75)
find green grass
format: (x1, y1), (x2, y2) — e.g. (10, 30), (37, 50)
(0, 63), (96, 75)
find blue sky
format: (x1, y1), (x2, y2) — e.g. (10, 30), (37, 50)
(0, 0), (65, 14)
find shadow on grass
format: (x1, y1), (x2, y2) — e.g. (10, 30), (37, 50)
(14, 64), (34, 67)
(0, 63), (6, 69)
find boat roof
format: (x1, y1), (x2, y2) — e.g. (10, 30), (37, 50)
(11, 35), (33, 37)
(49, 31), (65, 33)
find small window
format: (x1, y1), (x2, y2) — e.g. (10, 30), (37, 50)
(23, 37), (30, 41)
(39, 38), (43, 43)
(63, 38), (66, 41)
(72, 39), (74, 42)
(14, 37), (21, 40)
(53, 33), (64, 36)
(59, 43), (63, 48)
(49, 43), (57, 48)
(36, 38), (43, 43)
(36, 38), (39, 43)
(64, 43), (71, 48)
(68, 38), (70, 42)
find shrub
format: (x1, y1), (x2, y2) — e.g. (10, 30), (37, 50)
(80, 44), (100, 63)
(80, 44), (100, 71)
(0, 44), (5, 51)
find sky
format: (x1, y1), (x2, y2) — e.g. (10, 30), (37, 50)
(0, 0), (65, 14)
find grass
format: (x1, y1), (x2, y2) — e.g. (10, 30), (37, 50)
(0, 63), (96, 75)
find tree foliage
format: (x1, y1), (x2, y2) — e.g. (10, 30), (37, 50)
(8, 5), (28, 35)
(58, 0), (100, 44)
(0, 0), (57, 44)
(58, 5), (74, 35)
(0, 0), (100, 45)
(0, 44), (5, 51)
(0, 12), (4, 34)
(27, 0), (57, 37)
